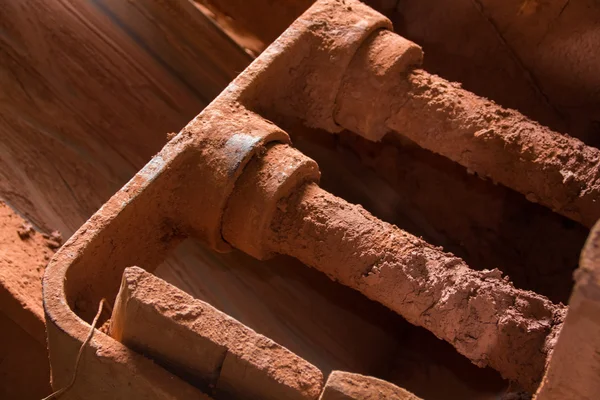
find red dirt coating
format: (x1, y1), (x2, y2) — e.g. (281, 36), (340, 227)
(387, 69), (600, 228)
(321, 371), (420, 400)
(394, 0), (600, 146)
(33, 0), (600, 397)
(112, 266), (324, 400)
(268, 183), (565, 391)
(332, 25), (600, 229)
(331, 132), (587, 304)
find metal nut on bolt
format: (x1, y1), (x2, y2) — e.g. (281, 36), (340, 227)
(222, 143), (320, 260)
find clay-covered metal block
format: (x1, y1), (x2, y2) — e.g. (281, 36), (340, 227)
(320, 371), (420, 400)
(111, 267), (323, 400)
(42, 0), (599, 397)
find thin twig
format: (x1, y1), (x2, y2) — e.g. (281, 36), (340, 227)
(42, 298), (107, 400)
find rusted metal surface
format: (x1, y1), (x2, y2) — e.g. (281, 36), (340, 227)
(43, 1), (392, 397)
(535, 220), (600, 400)
(42, 0), (599, 398)
(334, 25), (600, 228)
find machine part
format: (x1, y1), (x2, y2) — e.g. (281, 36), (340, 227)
(535, 220), (600, 400)
(236, 0), (392, 132)
(320, 371), (421, 400)
(111, 267), (324, 400)
(41, 0), (374, 394)
(178, 107), (290, 252)
(334, 29), (423, 141)
(44, 135), (213, 398)
(265, 182), (564, 391)
(335, 29), (600, 228)
(222, 143), (321, 259)
(219, 123), (564, 389)
(42, 0), (595, 398)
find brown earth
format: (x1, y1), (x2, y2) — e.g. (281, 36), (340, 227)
(0, 201), (59, 343)
(0, 200), (60, 399)
(112, 266), (324, 400)
(268, 182), (564, 390)
(321, 370), (421, 400)
(1, 0), (600, 399)
(200, 0), (600, 144)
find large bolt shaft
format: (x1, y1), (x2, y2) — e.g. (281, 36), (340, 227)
(220, 130), (564, 391)
(387, 70), (600, 228)
(335, 29), (600, 228)
(265, 182), (564, 391)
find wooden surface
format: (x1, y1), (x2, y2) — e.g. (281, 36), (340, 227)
(199, 0), (600, 145)
(0, 0), (410, 389)
(2, 0), (598, 398)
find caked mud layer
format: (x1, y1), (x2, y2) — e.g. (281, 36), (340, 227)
(0, 201), (60, 398)
(5, 0), (599, 398)
(332, 132), (588, 304)
(112, 267), (324, 400)
(388, 70), (600, 228)
(332, 25), (600, 230)
(0, 200), (60, 343)
(268, 183), (565, 391)
(320, 371), (421, 400)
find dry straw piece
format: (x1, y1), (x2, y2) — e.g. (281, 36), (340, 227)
(42, 299), (108, 400)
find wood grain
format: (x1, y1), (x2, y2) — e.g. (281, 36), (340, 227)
(0, 0), (250, 235)
(0, 0), (406, 387)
